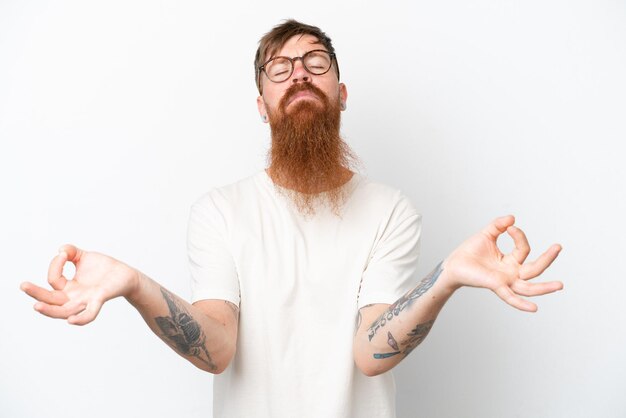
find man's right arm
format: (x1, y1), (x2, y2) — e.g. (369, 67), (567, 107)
(127, 271), (238, 373)
(21, 245), (238, 374)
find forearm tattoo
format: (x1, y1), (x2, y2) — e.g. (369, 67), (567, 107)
(372, 321), (435, 360)
(367, 261), (443, 341)
(401, 320), (435, 356)
(374, 351), (401, 359)
(154, 288), (217, 371)
(387, 331), (399, 350)
(373, 332), (401, 359)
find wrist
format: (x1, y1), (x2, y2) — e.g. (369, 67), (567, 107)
(439, 258), (462, 293)
(124, 267), (145, 304)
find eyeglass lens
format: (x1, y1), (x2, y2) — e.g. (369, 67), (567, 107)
(265, 51), (332, 82)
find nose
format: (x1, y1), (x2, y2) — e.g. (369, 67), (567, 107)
(291, 59), (310, 84)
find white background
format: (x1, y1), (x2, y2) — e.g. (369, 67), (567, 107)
(1, 1), (625, 417)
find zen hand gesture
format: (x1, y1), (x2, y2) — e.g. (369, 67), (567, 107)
(443, 215), (563, 312)
(21, 245), (138, 325)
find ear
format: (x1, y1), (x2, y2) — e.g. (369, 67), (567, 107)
(257, 95), (269, 123)
(339, 83), (348, 111)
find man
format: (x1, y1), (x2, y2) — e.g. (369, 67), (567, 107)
(21, 20), (563, 418)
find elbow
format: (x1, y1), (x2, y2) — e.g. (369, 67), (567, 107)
(354, 356), (390, 377)
(358, 364), (385, 377)
(202, 358), (228, 375)
(208, 364), (228, 375)
(354, 343), (392, 377)
(200, 341), (237, 375)
(200, 357), (231, 375)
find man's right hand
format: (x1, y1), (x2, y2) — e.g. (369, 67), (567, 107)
(22, 244), (238, 373)
(21, 244), (138, 325)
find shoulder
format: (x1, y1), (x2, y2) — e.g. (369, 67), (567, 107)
(191, 171), (266, 211)
(351, 174), (420, 220)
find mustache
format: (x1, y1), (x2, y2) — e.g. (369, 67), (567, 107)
(278, 82), (327, 110)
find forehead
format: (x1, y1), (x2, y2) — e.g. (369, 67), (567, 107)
(272, 34), (326, 58)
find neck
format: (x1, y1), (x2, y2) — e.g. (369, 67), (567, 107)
(266, 166), (354, 194)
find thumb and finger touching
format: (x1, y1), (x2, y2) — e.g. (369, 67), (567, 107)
(58, 244), (82, 264)
(482, 215), (515, 239)
(478, 216), (563, 312)
(20, 251), (73, 310)
(506, 225), (531, 264)
(47, 251), (69, 290)
(22, 244), (106, 325)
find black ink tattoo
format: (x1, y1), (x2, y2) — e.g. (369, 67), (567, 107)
(387, 332), (399, 351)
(155, 288), (217, 371)
(401, 319), (435, 357)
(373, 351), (401, 359)
(367, 262), (443, 341)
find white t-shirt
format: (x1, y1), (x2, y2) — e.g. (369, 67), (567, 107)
(187, 170), (421, 418)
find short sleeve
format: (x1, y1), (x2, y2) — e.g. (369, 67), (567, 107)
(357, 194), (421, 308)
(187, 193), (240, 306)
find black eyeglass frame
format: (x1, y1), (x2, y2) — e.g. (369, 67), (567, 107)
(257, 49), (340, 94)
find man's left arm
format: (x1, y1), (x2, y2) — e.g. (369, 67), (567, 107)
(353, 215), (563, 376)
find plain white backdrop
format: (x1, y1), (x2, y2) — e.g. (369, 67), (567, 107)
(1, 1), (625, 417)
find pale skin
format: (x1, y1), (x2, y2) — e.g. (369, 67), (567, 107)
(21, 35), (563, 377)
(257, 34), (351, 190)
(20, 246), (238, 373)
(353, 215), (563, 376)
(256, 34), (347, 126)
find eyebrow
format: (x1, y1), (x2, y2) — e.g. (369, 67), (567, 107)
(266, 36), (326, 61)
(270, 46), (327, 61)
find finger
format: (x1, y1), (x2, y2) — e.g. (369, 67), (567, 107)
(20, 282), (69, 305)
(59, 244), (83, 265)
(520, 244), (562, 280)
(507, 226), (530, 264)
(47, 251), (68, 290)
(34, 300), (86, 319)
(511, 279), (564, 297)
(482, 215), (515, 239)
(493, 284), (537, 312)
(68, 301), (103, 326)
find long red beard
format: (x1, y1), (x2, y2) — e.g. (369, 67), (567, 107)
(266, 82), (359, 216)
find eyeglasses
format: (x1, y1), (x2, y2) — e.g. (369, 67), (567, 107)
(257, 49), (337, 91)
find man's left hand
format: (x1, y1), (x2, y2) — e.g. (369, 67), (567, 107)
(442, 215), (563, 312)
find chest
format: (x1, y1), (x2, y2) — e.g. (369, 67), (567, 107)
(228, 203), (380, 314)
